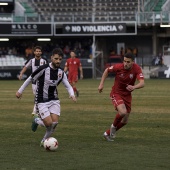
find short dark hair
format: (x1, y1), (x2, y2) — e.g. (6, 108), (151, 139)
(34, 46), (42, 51)
(70, 49), (76, 53)
(124, 52), (134, 61)
(52, 48), (63, 57)
(70, 50), (77, 56)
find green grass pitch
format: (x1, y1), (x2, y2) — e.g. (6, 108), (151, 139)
(0, 79), (170, 170)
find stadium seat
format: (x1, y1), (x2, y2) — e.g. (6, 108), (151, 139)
(20, 0), (138, 22)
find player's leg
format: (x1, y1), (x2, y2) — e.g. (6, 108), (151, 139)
(32, 115), (41, 132)
(40, 100), (60, 146)
(72, 74), (79, 97)
(31, 103), (50, 132)
(48, 100), (60, 134)
(68, 75), (78, 96)
(110, 104), (127, 138)
(32, 84), (37, 116)
(50, 114), (59, 134)
(104, 114), (129, 141)
(116, 112), (130, 131)
(33, 102), (53, 146)
(32, 104), (37, 116)
(103, 104), (127, 140)
(110, 95), (131, 138)
(103, 133), (114, 142)
(40, 115), (53, 146)
(103, 94), (128, 141)
(31, 101), (45, 132)
(31, 114), (45, 132)
(114, 97), (131, 132)
(72, 81), (79, 97)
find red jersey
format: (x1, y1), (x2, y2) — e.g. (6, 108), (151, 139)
(65, 58), (82, 75)
(108, 63), (144, 96)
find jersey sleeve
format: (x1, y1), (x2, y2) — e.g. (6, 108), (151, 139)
(18, 76), (32, 94)
(25, 58), (32, 68)
(136, 66), (144, 80)
(62, 72), (75, 96)
(17, 65), (48, 94)
(107, 64), (118, 73)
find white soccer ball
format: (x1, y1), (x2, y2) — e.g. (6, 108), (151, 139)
(43, 137), (58, 151)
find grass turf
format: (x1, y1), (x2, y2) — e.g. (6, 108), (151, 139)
(0, 79), (170, 170)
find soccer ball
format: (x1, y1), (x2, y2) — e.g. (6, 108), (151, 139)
(43, 137), (58, 151)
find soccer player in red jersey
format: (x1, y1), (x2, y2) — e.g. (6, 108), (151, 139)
(64, 50), (83, 97)
(98, 52), (145, 141)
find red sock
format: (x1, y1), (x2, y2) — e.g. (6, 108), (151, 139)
(106, 122), (126, 135)
(116, 122), (126, 131)
(73, 87), (77, 92)
(106, 129), (110, 135)
(105, 114), (124, 135)
(113, 113), (123, 127)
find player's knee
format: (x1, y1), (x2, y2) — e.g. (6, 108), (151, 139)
(45, 121), (53, 127)
(119, 110), (127, 117)
(117, 104), (128, 117)
(43, 117), (53, 127)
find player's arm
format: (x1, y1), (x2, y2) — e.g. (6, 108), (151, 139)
(79, 65), (83, 79)
(126, 70), (145, 91)
(16, 65), (46, 99)
(64, 61), (68, 72)
(134, 79), (145, 89)
(19, 59), (31, 80)
(16, 76), (32, 98)
(126, 79), (144, 92)
(64, 66), (68, 72)
(62, 72), (76, 102)
(19, 66), (27, 80)
(98, 68), (109, 93)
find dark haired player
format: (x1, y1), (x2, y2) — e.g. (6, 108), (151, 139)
(98, 52), (145, 141)
(19, 46), (48, 115)
(64, 50), (83, 97)
(16, 48), (76, 146)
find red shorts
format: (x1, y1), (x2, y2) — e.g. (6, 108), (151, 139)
(68, 73), (78, 83)
(110, 92), (132, 113)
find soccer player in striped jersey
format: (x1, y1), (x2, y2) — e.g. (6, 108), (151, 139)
(18, 46), (48, 115)
(98, 52), (145, 142)
(16, 48), (76, 146)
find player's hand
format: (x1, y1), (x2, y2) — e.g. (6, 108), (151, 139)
(98, 84), (103, 93)
(126, 85), (135, 92)
(80, 74), (83, 79)
(18, 74), (22, 80)
(69, 95), (77, 102)
(16, 92), (22, 99)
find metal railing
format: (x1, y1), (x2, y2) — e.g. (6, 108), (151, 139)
(136, 11), (170, 25)
(0, 11), (170, 25)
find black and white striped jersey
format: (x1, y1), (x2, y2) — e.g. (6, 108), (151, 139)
(25, 57), (48, 73)
(18, 63), (74, 103)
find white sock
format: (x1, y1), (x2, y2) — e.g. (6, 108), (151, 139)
(51, 122), (58, 133)
(35, 118), (45, 127)
(42, 125), (53, 141)
(111, 124), (116, 128)
(42, 122), (58, 142)
(32, 104), (37, 114)
(104, 132), (108, 136)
